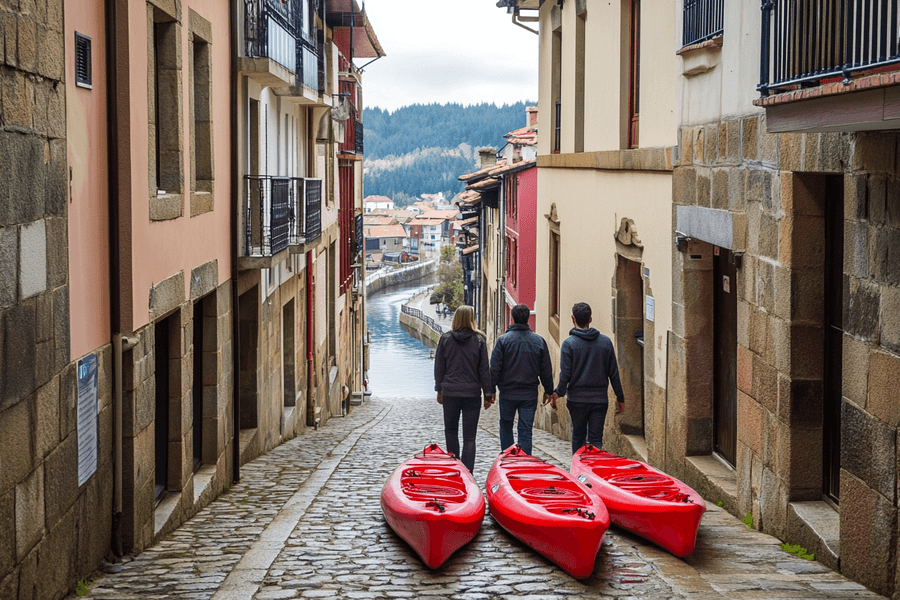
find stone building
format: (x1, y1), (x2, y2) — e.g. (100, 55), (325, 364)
(499, 0), (900, 596)
(0, 0), (381, 597)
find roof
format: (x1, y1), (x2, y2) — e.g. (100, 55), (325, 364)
(363, 215), (397, 225)
(364, 196), (393, 204)
(461, 245), (479, 255)
(459, 158), (507, 182)
(468, 177), (500, 191)
(488, 156), (537, 176)
(457, 216), (478, 227)
(326, 0), (386, 59)
(419, 209), (459, 220)
(406, 218), (445, 227)
(504, 125), (537, 146)
(365, 224), (407, 238)
(456, 190), (482, 205)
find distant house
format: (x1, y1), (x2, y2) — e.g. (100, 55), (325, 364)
(364, 195), (394, 213)
(406, 217), (446, 259)
(364, 223), (408, 253)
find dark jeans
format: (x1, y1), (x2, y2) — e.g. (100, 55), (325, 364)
(499, 396), (538, 455)
(443, 396), (481, 474)
(567, 400), (609, 454)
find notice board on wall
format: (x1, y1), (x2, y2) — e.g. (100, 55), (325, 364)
(77, 353), (99, 487)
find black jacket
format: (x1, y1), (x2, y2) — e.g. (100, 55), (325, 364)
(434, 329), (492, 398)
(490, 324), (553, 401)
(554, 327), (625, 404)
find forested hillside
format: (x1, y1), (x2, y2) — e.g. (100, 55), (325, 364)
(362, 102), (531, 205)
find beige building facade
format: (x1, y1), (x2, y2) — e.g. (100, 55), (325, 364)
(501, 0), (900, 595)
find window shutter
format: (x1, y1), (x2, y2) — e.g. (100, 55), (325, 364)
(75, 32), (92, 88)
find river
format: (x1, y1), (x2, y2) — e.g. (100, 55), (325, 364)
(365, 279), (439, 399)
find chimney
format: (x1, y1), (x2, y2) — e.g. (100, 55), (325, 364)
(477, 146), (497, 170)
(526, 106), (538, 128)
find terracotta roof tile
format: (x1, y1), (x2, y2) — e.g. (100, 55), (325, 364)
(364, 224), (407, 238)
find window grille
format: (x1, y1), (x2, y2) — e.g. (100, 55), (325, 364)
(682, 0), (723, 47)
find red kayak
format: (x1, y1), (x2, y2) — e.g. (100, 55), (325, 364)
(381, 444), (485, 568)
(571, 444), (706, 557)
(486, 446), (609, 579)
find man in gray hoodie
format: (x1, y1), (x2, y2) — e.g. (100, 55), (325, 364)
(548, 302), (624, 454)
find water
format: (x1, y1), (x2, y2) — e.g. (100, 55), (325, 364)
(366, 280), (439, 399)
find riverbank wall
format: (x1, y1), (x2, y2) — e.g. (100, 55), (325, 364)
(365, 260), (439, 296)
(399, 300), (443, 347)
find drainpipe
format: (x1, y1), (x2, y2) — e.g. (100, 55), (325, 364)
(105, 0), (124, 556)
(496, 175), (505, 342)
(230, 0), (241, 483)
(307, 250), (316, 428)
(511, 11), (539, 35)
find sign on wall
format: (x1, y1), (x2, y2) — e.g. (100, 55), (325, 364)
(77, 353), (99, 487)
(646, 296), (655, 323)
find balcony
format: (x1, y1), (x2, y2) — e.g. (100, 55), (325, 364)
(758, 0), (900, 132)
(241, 0), (321, 96)
(682, 0), (723, 47)
(355, 120), (364, 154)
(240, 175), (322, 270)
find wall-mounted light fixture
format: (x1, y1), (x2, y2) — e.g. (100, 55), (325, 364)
(732, 251), (744, 269)
(674, 231), (691, 252)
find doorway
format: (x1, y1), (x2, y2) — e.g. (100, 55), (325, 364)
(823, 175), (844, 503)
(154, 315), (176, 503)
(614, 255), (645, 435)
(238, 286), (259, 430)
(713, 246), (737, 467)
(283, 299), (296, 410)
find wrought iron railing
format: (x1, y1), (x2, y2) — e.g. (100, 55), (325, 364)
(244, 0), (320, 91)
(244, 175), (294, 256)
(304, 178), (322, 243)
(759, 0), (900, 96)
(244, 175), (322, 258)
(355, 120), (364, 154)
(683, 0), (724, 47)
(400, 303), (444, 335)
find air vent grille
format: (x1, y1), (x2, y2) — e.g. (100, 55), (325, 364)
(75, 32), (92, 89)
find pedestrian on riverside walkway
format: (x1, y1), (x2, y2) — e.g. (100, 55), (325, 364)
(546, 302), (625, 454)
(490, 304), (554, 455)
(434, 305), (494, 473)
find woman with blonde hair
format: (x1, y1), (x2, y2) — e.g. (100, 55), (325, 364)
(433, 305), (493, 474)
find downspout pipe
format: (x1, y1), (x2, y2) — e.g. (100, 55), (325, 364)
(512, 12), (539, 35)
(307, 251), (316, 428)
(497, 176), (505, 341)
(230, 0), (241, 484)
(105, 0), (124, 557)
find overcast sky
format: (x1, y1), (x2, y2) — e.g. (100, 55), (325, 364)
(360, 0), (538, 112)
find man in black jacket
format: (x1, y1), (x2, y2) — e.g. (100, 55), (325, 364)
(490, 304), (554, 455)
(549, 302), (624, 454)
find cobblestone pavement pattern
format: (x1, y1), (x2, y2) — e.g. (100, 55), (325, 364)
(75, 397), (885, 600)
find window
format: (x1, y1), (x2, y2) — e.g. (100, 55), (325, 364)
(149, 6), (184, 214)
(75, 32), (92, 89)
(575, 10), (586, 152)
(549, 229), (560, 336)
(627, 0), (641, 149)
(552, 25), (562, 154)
(507, 176), (518, 218)
(682, 0), (723, 47)
(190, 17), (214, 215)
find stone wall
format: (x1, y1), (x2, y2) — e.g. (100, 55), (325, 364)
(121, 279), (234, 554)
(0, 0), (91, 596)
(364, 260), (438, 295)
(671, 115), (900, 596)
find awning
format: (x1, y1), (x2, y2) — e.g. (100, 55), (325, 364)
(326, 0), (386, 59)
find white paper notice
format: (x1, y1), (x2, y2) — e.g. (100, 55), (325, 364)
(77, 353), (99, 487)
(646, 296), (655, 323)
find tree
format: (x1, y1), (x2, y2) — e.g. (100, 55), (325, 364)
(431, 245), (464, 310)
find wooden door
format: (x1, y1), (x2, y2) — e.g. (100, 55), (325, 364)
(713, 247), (737, 467)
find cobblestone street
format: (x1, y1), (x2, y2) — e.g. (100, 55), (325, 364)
(76, 398), (884, 599)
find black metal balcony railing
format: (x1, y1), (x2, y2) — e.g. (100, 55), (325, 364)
(683, 0), (724, 47)
(245, 175), (293, 256)
(244, 0), (320, 91)
(760, 0), (900, 96)
(355, 120), (364, 155)
(244, 175), (322, 258)
(304, 178), (322, 243)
